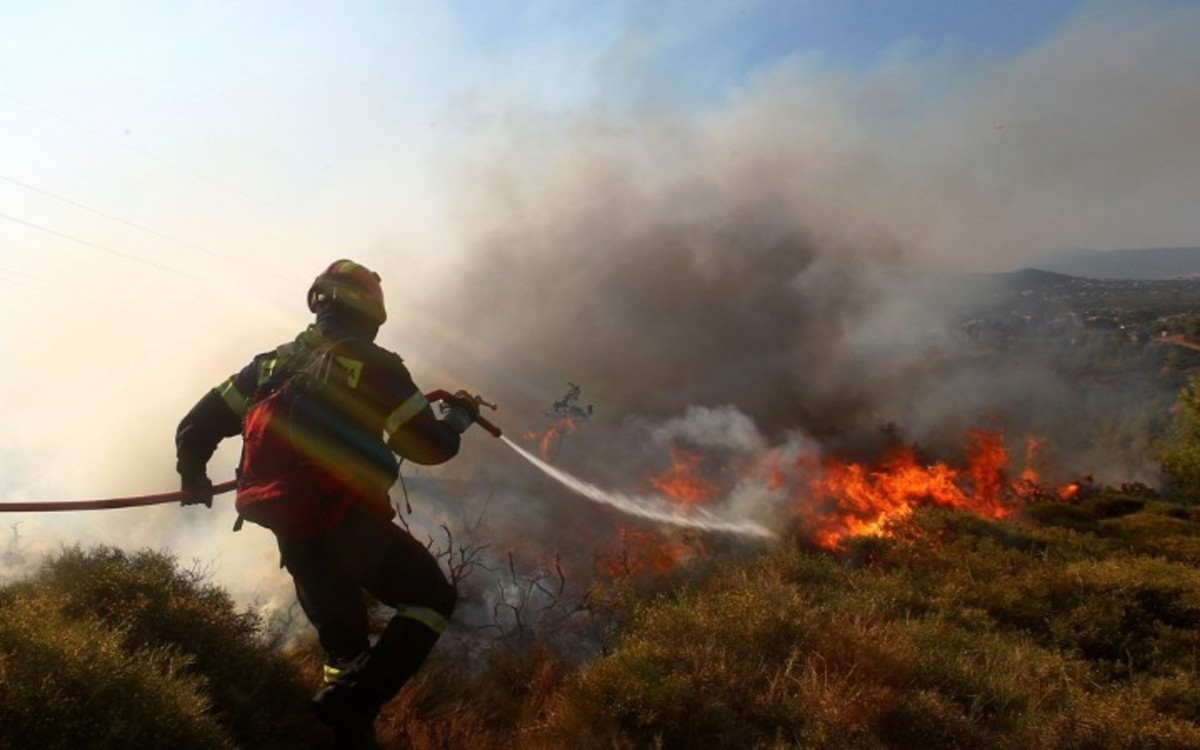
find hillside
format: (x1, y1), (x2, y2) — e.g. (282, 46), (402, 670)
(516, 497), (1200, 748)
(3, 491), (1199, 749)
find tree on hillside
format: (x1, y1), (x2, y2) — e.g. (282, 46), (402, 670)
(1156, 375), (1200, 502)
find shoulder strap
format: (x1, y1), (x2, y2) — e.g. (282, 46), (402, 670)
(251, 342), (301, 399)
(249, 329), (334, 402)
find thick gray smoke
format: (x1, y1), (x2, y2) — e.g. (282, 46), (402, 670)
(448, 212), (905, 436)
(424, 2), (1199, 488)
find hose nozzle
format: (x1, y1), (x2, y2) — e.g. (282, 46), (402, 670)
(425, 389), (503, 438)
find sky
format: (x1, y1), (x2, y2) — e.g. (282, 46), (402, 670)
(1, 0), (1198, 609)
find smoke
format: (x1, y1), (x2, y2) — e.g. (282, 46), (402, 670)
(3, 2), (1198, 639)
(650, 405), (768, 455)
(428, 1), (1199, 490)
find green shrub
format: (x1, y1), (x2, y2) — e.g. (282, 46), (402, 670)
(1156, 375), (1200, 502)
(2, 546), (322, 749)
(0, 594), (233, 749)
(1022, 501), (1097, 531)
(1080, 494), (1145, 518)
(528, 509), (1200, 749)
(7, 508), (1200, 750)
(1082, 499), (1200, 565)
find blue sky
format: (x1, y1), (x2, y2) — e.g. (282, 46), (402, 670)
(437, 1), (1086, 112)
(0, 1), (1189, 268)
(0, 1), (1198, 595)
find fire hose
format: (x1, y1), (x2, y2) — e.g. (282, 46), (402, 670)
(0, 390), (774, 538)
(0, 391), (502, 514)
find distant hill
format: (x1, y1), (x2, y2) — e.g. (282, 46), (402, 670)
(1027, 246), (1200, 279)
(961, 267), (1078, 297)
(1005, 267), (1076, 286)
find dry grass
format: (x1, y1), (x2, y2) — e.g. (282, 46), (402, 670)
(3, 494), (1199, 749)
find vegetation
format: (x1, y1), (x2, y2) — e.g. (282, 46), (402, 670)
(0, 547), (325, 749)
(1156, 375), (1200, 502)
(3, 493), (1200, 748)
(513, 501), (1200, 749)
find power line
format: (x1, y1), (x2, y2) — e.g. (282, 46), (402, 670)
(0, 171), (300, 283)
(0, 209), (200, 280)
(0, 90), (349, 290)
(0, 267), (46, 291)
(0, 88), (289, 216)
(0, 263), (150, 318)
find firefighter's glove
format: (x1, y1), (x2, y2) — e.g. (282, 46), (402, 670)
(180, 472), (214, 508)
(441, 390), (480, 434)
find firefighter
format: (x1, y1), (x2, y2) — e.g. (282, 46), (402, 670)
(175, 259), (479, 749)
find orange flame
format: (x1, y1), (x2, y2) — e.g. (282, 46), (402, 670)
(800, 430), (1024, 551)
(594, 446), (717, 578)
(1021, 436), (1043, 480)
(595, 427), (1083, 581)
(649, 446), (712, 504)
(530, 417), (576, 459)
(598, 525), (702, 579)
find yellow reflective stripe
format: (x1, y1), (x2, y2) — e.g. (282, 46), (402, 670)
(323, 664), (342, 684)
(216, 378), (247, 417)
(397, 605), (448, 634)
(334, 356), (363, 389)
(256, 357), (279, 386)
(384, 392), (428, 435)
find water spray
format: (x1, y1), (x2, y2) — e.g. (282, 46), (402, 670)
(433, 391), (773, 539)
(500, 435), (777, 539)
(0, 391), (776, 540)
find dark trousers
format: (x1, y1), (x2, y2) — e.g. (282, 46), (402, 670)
(278, 503), (457, 668)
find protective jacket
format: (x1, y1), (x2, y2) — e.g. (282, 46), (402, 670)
(175, 319), (460, 538)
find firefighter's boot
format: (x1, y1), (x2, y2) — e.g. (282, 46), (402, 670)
(313, 610), (444, 745)
(355, 612), (444, 715)
(313, 655), (382, 750)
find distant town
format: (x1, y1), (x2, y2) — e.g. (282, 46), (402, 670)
(958, 269), (1200, 369)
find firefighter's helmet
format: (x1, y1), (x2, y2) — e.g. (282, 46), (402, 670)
(307, 260), (387, 325)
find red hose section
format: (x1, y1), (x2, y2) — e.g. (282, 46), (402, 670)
(0, 480), (238, 513)
(1, 390), (503, 513)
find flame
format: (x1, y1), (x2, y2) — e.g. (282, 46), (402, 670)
(610, 429), (1057, 573)
(648, 446), (712, 504)
(799, 430), (1025, 552)
(595, 446), (717, 578)
(528, 417), (577, 459)
(1021, 436), (1045, 485)
(597, 525), (702, 579)
(575, 423), (1089, 580)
